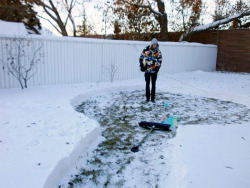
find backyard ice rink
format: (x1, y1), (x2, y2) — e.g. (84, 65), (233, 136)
(0, 71), (250, 188)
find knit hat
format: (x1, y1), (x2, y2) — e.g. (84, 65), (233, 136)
(151, 38), (158, 45)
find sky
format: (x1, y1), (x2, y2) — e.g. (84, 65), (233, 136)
(38, 0), (240, 36)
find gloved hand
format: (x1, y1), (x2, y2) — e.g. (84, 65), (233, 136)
(140, 62), (146, 72)
(140, 66), (146, 72)
(155, 66), (159, 73)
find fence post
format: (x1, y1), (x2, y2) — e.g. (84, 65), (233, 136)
(216, 30), (221, 70)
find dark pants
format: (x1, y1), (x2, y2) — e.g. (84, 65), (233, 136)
(145, 73), (157, 101)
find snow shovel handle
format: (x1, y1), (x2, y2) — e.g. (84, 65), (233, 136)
(136, 126), (155, 147)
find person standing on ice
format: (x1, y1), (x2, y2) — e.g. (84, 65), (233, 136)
(139, 38), (162, 103)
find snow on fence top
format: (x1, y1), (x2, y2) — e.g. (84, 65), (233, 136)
(0, 35), (217, 89)
(0, 34), (216, 47)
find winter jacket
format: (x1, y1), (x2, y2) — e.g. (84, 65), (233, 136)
(139, 44), (162, 73)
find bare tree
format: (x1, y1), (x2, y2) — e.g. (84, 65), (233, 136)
(34, 0), (78, 36)
(114, 20), (121, 38)
(212, 0), (231, 22)
(105, 60), (119, 83)
(94, 0), (113, 38)
(2, 37), (43, 89)
(78, 3), (96, 36)
(64, 0), (77, 36)
(229, 0), (250, 28)
(212, 0), (250, 29)
(179, 11), (250, 41)
(113, 0), (168, 40)
(171, 0), (204, 32)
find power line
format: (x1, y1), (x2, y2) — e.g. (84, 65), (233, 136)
(162, 74), (209, 94)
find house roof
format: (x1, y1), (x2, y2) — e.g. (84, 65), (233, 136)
(0, 20), (28, 36)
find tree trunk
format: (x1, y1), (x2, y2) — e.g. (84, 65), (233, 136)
(35, 0), (69, 36)
(57, 19), (68, 36)
(159, 12), (168, 41)
(156, 0), (168, 41)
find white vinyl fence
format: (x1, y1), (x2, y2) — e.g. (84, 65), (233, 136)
(0, 35), (217, 89)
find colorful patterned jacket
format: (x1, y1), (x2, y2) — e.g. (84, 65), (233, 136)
(139, 44), (162, 73)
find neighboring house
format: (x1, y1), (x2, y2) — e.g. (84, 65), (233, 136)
(0, 20), (55, 36)
(0, 20), (28, 36)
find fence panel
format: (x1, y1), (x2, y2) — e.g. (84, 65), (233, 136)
(0, 35), (217, 88)
(189, 29), (250, 73)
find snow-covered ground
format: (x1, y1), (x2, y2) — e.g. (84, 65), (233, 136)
(0, 71), (249, 188)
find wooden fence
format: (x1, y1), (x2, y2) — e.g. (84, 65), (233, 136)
(189, 29), (250, 73)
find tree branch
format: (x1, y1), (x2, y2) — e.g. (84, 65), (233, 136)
(119, 0), (163, 16)
(37, 15), (63, 35)
(65, 0), (77, 36)
(179, 11), (250, 41)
